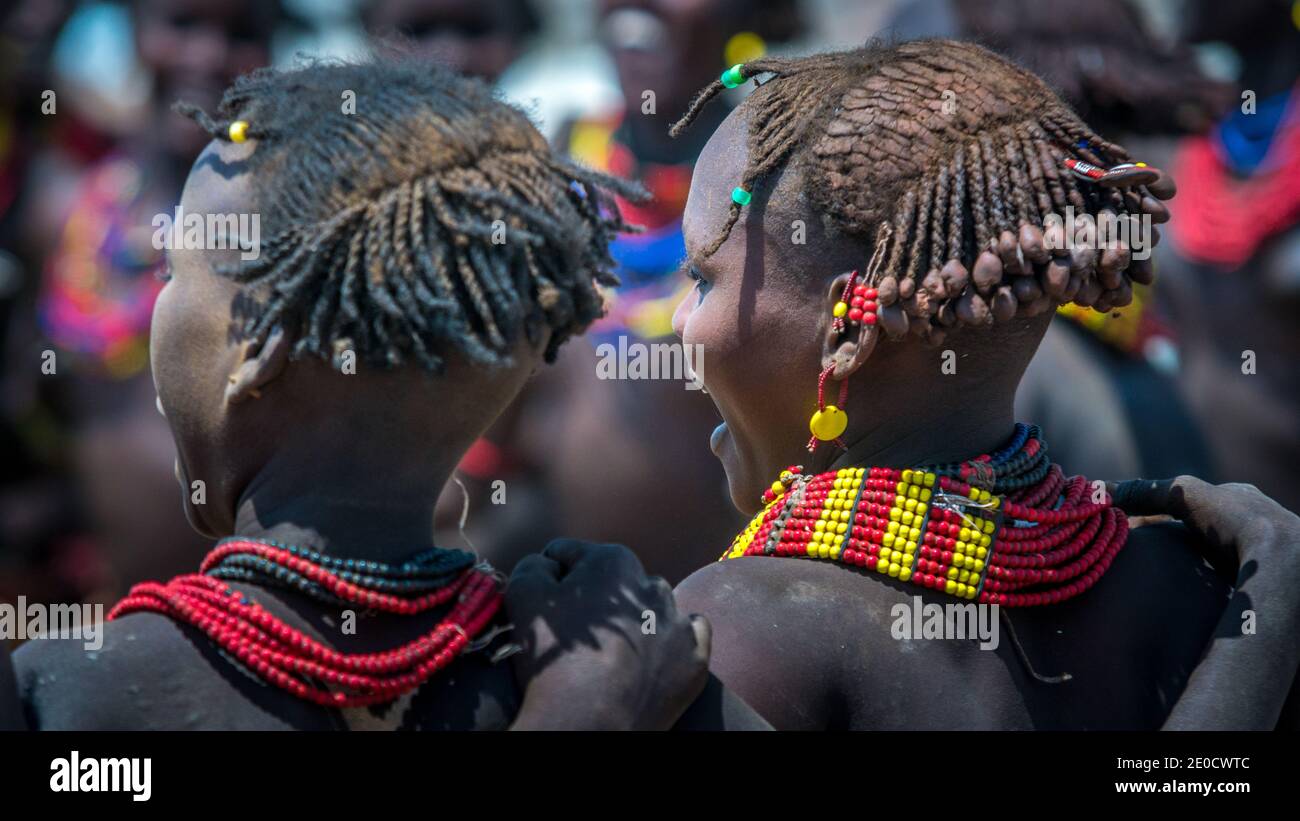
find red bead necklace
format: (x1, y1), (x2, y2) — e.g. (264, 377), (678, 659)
(108, 539), (503, 707)
(723, 425), (1128, 607)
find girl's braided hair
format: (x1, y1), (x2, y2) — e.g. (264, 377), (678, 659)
(178, 58), (644, 372)
(672, 39), (1171, 346)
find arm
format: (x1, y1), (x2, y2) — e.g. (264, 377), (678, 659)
(0, 642), (26, 730)
(505, 539), (770, 730)
(1112, 477), (1300, 729)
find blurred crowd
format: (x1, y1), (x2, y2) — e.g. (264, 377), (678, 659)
(1, 0), (1297, 631)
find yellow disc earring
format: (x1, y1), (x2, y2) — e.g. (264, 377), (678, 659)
(807, 364), (849, 452)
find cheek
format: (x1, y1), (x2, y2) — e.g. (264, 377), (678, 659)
(149, 282), (183, 405)
(678, 288), (742, 391)
(681, 282), (808, 401)
(149, 277), (231, 442)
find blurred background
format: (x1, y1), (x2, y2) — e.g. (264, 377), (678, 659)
(1, 0), (1297, 636)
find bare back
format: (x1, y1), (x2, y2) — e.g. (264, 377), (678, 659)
(12, 584), (520, 730)
(676, 522), (1231, 730)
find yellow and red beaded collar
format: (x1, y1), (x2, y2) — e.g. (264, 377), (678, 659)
(720, 428), (1129, 607)
(725, 467), (997, 601)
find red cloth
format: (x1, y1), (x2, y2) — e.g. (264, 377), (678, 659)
(1169, 91), (1300, 268)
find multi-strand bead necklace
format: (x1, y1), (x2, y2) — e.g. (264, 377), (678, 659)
(108, 538), (503, 707)
(722, 424), (1128, 606)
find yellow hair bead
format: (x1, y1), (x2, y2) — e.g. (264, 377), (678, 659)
(228, 120), (250, 143)
(832, 301), (848, 318)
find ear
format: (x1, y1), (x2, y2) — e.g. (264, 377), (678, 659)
(225, 327), (292, 404)
(821, 271), (879, 380)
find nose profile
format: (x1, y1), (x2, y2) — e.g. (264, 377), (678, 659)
(671, 290), (692, 340)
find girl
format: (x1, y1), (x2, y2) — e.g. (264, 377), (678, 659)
(667, 39), (1298, 728)
(9, 59), (726, 729)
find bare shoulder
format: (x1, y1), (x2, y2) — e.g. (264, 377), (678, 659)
(676, 557), (888, 729)
(12, 611), (310, 730)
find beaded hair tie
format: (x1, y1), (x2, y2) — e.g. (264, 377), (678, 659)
(721, 63), (756, 208)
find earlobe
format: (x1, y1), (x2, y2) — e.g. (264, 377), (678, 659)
(825, 321), (878, 380)
(225, 327), (292, 404)
(820, 271), (879, 380)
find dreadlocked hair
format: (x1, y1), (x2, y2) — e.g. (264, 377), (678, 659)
(671, 39), (1170, 347)
(176, 58), (644, 372)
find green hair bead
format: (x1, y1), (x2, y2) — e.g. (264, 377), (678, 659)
(720, 63), (746, 89)
(731, 186), (752, 206)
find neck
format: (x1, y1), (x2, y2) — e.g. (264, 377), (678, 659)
(229, 448), (464, 563)
(826, 392), (1016, 474)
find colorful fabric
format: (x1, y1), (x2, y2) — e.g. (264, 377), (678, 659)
(39, 156), (165, 378)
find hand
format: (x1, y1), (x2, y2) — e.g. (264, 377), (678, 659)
(1110, 476), (1300, 576)
(1111, 476), (1300, 729)
(505, 540), (711, 730)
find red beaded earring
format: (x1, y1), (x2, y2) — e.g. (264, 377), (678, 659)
(832, 270), (880, 332)
(808, 224), (892, 454)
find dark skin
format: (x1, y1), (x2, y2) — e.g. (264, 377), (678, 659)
(9, 138), (734, 730)
(1110, 476), (1300, 730)
(670, 110), (1298, 729)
